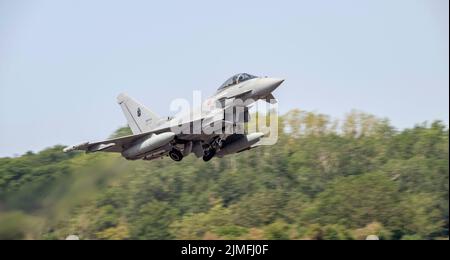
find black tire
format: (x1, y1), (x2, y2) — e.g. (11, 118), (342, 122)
(202, 149), (216, 162)
(169, 149), (183, 162)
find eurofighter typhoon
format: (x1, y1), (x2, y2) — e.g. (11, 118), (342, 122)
(64, 73), (283, 162)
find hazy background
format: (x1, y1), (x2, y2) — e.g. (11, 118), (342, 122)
(0, 0), (448, 156)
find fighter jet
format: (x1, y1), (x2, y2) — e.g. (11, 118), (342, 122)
(63, 73), (283, 162)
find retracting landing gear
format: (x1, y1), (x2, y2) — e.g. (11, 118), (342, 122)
(169, 149), (183, 162)
(202, 148), (216, 162)
(202, 137), (222, 162)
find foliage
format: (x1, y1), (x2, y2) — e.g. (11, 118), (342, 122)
(0, 111), (448, 240)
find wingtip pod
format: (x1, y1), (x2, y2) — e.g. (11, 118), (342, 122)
(63, 146), (73, 153)
(63, 142), (90, 153)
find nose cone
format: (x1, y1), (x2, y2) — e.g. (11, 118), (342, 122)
(253, 78), (284, 97)
(267, 78), (284, 92)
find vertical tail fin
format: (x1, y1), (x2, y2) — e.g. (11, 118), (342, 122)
(117, 93), (161, 134)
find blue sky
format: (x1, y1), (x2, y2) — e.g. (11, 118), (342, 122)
(0, 0), (448, 156)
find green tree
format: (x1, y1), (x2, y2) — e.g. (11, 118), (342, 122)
(131, 201), (178, 239)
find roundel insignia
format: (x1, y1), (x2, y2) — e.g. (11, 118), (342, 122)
(137, 107), (141, 117)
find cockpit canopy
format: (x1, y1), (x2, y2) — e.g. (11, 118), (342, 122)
(217, 73), (257, 92)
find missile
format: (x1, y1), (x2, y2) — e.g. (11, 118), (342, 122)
(216, 132), (264, 157)
(122, 132), (175, 159)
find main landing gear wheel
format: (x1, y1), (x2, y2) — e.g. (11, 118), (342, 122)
(202, 149), (216, 162)
(169, 149), (183, 162)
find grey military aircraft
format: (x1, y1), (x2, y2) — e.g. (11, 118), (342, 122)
(63, 73), (283, 162)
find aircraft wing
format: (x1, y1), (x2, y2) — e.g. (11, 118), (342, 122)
(63, 128), (172, 154)
(63, 109), (230, 155)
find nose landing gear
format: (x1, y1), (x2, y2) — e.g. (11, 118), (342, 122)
(202, 148), (216, 162)
(202, 137), (222, 162)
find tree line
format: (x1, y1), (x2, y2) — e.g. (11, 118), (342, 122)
(0, 110), (448, 240)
